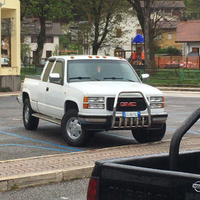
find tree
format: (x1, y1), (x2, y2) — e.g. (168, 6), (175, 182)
(127, 0), (184, 69)
(75, 0), (129, 55)
(183, 0), (200, 19)
(20, 0), (72, 65)
(21, 43), (31, 67)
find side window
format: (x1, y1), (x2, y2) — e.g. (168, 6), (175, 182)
(51, 61), (64, 84)
(42, 60), (55, 82)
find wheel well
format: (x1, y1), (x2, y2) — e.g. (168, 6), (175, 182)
(65, 101), (78, 112)
(22, 92), (29, 103)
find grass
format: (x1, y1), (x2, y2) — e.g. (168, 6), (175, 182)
(20, 66), (200, 87)
(21, 66), (43, 81)
(145, 68), (200, 87)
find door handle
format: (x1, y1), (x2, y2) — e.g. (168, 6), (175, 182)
(46, 87), (49, 91)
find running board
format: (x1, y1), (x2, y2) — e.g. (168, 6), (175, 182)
(32, 113), (61, 125)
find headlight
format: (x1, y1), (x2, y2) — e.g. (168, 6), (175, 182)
(150, 96), (164, 109)
(83, 97), (105, 109)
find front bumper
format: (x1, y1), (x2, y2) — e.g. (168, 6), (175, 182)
(78, 112), (168, 131)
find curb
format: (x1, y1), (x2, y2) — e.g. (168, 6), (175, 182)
(0, 166), (94, 192)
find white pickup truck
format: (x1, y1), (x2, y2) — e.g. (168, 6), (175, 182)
(18, 55), (168, 146)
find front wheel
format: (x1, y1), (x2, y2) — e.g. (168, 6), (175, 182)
(132, 123), (166, 143)
(61, 109), (93, 146)
(23, 98), (39, 130)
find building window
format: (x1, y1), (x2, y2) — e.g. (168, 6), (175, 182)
(31, 36), (38, 43)
(155, 34), (162, 40)
(45, 36), (53, 43)
(1, 49), (8, 55)
(33, 51), (37, 59)
(116, 29), (122, 38)
(45, 23), (52, 28)
(168, 33), (172, 40)
(46, 51), (52, 58)
(192, 47), (199, 54)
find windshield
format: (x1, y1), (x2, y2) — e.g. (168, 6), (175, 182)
(67, 59), (140, 82)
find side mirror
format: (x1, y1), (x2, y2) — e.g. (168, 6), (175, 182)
(141, 74), (149, 82)
(49, 73), (61, 83)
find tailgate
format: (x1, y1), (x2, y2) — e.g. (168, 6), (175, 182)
(98, 163), (200, 200)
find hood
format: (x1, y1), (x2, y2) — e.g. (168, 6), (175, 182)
(70, 81), (163, 97)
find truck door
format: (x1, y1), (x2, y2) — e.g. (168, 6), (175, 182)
(45, 59), (65, 119)
(37, 58), (56, 115)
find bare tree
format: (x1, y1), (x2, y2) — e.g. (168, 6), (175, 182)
(127, 0), (185, 69)
(76, 0), (130, 55)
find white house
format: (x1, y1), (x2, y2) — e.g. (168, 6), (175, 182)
(176, 20), (200, 56)
(21, 18), (62, 62)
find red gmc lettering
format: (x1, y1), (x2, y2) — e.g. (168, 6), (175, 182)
(120, 102), (137, 107)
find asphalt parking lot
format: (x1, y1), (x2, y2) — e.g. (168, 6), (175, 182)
(0, 90), (200, 161)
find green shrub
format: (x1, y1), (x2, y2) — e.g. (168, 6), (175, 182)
(0, 87), (12, 92)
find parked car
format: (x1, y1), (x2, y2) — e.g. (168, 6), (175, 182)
(1, 58), (9, 65)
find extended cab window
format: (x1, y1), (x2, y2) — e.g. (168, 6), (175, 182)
(42, 60), (55, 82)
(51, 61), (64, 84)
(68, 60), (140, 82)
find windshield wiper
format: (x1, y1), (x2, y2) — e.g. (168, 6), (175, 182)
(124, 79), (135, 82)
(69, 76), (91, 80)
(69, 76), (100, 81)
(104, 77), (136, 82)
(104, 77), (123, 80)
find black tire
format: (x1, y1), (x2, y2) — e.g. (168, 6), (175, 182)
(23, 98), (39, 130)
(132, 123), (166, 143)
(61, 109), (93, 147)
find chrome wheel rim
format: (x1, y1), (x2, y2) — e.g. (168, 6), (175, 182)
(24, 104), (30, 123)
(66, 117), (82, 140)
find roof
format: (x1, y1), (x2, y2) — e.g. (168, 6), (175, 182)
(140, 1), (185, 9)
(132, 34), (144, 43)
(175, 20), (200, 42)
(21, 19), (62, 36)
(157, 21), (179, 29)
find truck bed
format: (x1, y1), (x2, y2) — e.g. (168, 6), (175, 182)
(88, 107), (200, 200)
(94, 151), (200, 199)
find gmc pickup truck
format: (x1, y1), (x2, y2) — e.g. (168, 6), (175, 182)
(87, 108), (200, 200)
(18, 55), (167, 146)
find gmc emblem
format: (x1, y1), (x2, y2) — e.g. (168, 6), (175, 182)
(120, 102), (137, 107)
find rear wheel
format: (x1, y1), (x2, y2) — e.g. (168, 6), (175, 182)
(132, 123), (166, 143)
(61, 109), (93, 146)
(23, 98), (39, 130)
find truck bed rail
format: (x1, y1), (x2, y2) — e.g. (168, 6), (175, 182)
(169, 107), (200, 170)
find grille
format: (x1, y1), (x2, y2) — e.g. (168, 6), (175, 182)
(107, 97), (146, 111)
(113, 116), (149, 128)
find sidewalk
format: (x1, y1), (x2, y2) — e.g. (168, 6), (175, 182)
(0, 136), (200, 192)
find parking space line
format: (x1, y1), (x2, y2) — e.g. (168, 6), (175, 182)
(0, 130), (82, 152)
(167, 127), (200, 135)
(0, 144), (73, 152)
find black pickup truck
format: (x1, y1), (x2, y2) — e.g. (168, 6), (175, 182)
(87, 108), (200, 200)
